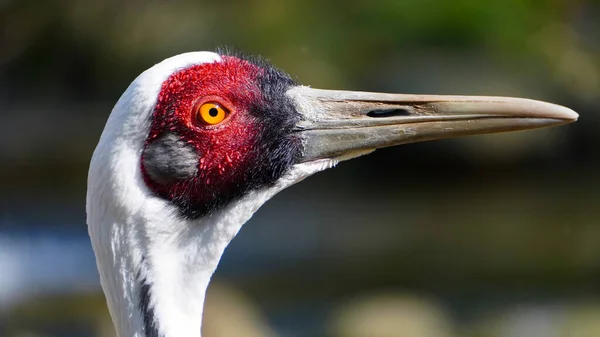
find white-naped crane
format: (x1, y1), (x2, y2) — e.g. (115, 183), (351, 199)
(86, 51), (578, 337)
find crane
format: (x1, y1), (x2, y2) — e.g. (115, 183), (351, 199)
(86, 51), (578, 337)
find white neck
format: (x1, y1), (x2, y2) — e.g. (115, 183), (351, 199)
(86, 51), (336, 337)
(88, 159), (331, 337)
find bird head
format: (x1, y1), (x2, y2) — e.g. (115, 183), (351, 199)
(86, 51), (577, 337)
(128, 51), (576, 219)
(140, 54), (302, 218)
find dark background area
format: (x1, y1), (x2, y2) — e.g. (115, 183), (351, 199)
(1, 1), (599, 336)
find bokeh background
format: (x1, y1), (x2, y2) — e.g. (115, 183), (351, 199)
(1, 0), (599, 336)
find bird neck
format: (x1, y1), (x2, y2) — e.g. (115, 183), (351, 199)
(87, 154), (336, 337)
(89, 183), (272, 337)
(134, 210), (242, 337)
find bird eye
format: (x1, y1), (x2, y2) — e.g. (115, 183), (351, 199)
(196, 102), (228, 125)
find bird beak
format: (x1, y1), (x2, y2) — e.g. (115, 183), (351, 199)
(287, 87), (579, 162)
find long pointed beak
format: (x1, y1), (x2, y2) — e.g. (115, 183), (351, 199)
(287, 87), (579, 162)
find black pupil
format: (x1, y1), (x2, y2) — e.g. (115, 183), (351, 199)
(208, 107), (219, 117)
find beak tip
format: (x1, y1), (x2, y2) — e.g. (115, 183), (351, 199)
(525, 99), (578, 124)
(550, 105), (579, 125)
(565, 109), (579, 122)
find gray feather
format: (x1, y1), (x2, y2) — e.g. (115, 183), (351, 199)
(142, 133), (199, 185)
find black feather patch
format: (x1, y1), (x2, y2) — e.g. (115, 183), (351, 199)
(138, 265), (161, 337)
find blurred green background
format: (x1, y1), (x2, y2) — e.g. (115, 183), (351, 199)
(1, 0), (599, 336)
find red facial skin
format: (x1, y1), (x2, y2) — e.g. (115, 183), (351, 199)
(142, 56), (269, 212)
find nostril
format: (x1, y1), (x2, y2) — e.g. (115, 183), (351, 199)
(367, 108), (411, 118)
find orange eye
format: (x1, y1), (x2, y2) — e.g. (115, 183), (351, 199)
(196, 102), (228, 125)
